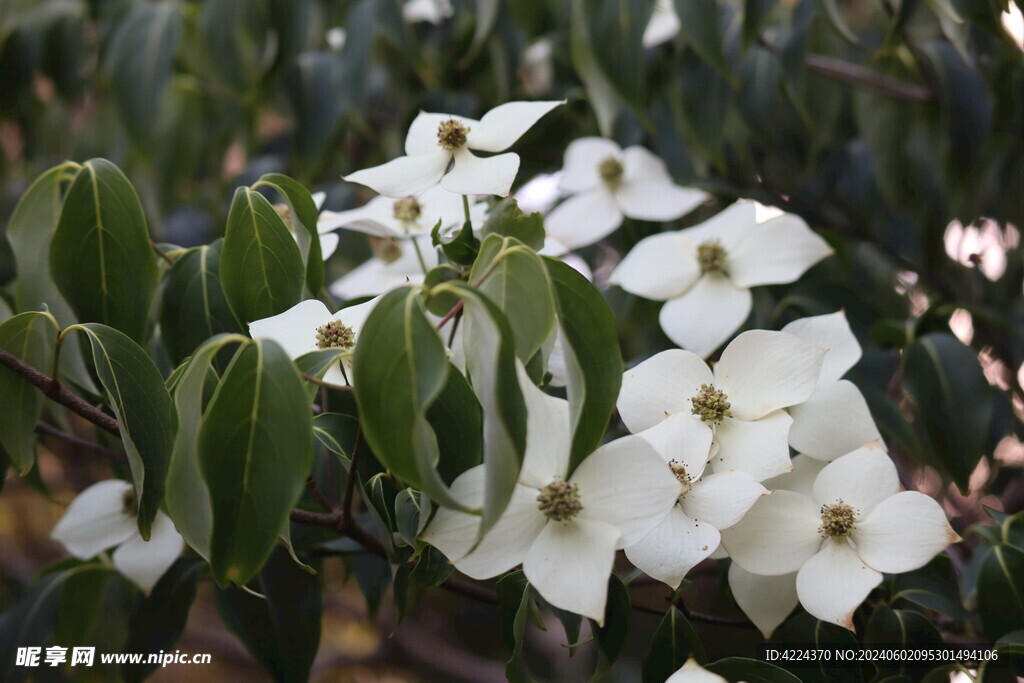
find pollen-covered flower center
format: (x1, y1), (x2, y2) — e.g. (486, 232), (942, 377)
(393, 197), (422, 222)
(437, 119), (469, 150)
(537, 479), (583, 522)
(690, 384), (731, 425)
(697, 240), (727, 274)
(122, 488), (138, 516)
(370, 237), (403, 264)
(668, 460), (694, 496)
(598, 156), (624, 186)
(315, 320), (356, 350)
(819, 501), (857, 537)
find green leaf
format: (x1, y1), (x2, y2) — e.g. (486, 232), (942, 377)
(816, 0), (865, 47)
(543, 257), (622, 472)
(865, 605), (943, 677)
(594, 574), (631, 664)
(394, 487), (431, 547)
(214, 546), (322, 683)
(496, 570), (532, 683)
(220, 186), (305, 325)
(432, 218), (480, 266)
(705, 657), (802, 682)
(50, 159), (159, 344)
(464, 0), (501, 65)
(742, 0), (778, 48)
(428, 363), (484, 484)
(105, 1), (181, 144)
(68, 323), (177, 539)
(121, 557), (204, 683)
(570, 0), (623, 135)
(480, 197), (545, 251)
(673, 0), (735, 83)
(159, 239), (243, 364)
(641, 606), (705, 682)
(0, 311), (57, 473)
(199, 339), (314, 586)
(902, 333), (994, 493)
(253, 173), (324, 296)
(470, 234), (557, 362)
(977, 544), (1024, 642)
(581, 0), (653, 106)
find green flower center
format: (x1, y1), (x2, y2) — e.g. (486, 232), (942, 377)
(668, 460), (694, 496)
(697, 240), (727, 274)
(370, 237), (403, 264)
(393, 197), (423, 222)
(598, 156), (624, 186)
(122, 488), (138, 516)
(819, 501), (857, 538)
(537, 479), (583, 522)
(315, 320), (356, 350)
(437, 119), (469, 150)
(690, 384), (731, 425)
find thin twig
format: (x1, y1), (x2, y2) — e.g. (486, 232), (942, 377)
(35, 422), (127, 464)
(305, 477), (335, 513)
(436, 300), (464, 330)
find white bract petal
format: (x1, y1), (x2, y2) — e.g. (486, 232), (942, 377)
(329, 236), (437, 300)
(609, 231), (699, 301)
(728, 213), (833, 289)
(559, 137), (622, 193)
(344, 150), (451, 198)
(111, 512), (184, 593)
(711, 410), (794, 482)
(714, 330), (825, 421)
(51, 480), (137, 560)
(405, 112), (479, 155)
(319, 232), (340, 260)
(782, 311), (862, 384)
(517, 364), (573, 488)
(615, 180), (706, 222)
(666, 659), (728, 683)
(523, 518), (620, 624)
(811, 447), (899, 518)
(853, 491), (961, 574)
(635, 412), (714, 477)
(763, 453), (826, 498)
(248, 299), (333, 357)
(728, 563), (799, 639)
(788, 381), (882, 461)
(720, 491), (822, 575)
(545, 189), (623, 251)
(317, 196), (398, 238)
(680, 202), (757, 251)
(468, 100), (564, 153)
(402, 0), (453, 24)
(795, 538), (882, 630)
(625, 507), (720, 589)
(617, 349), (714, 433)
(658, 274), (752, 358)
(441, 148), (520, 197)
(643, 1), (681, 48)
(682, 471), (767, 531)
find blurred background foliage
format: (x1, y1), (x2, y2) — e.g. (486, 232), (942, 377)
(2, 0), (1024, 680)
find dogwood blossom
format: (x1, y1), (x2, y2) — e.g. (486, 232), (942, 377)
(643, 0), (681, 48)
(543, 138), (706, 254)
(666, 659), (728, 683)
(318, 185), (487, 240)
(721, 448), (960, 629)
(277, 192), (339, 260)
(422, 367), (681, 622)
(610, 202), (832, 357)
(51, 480), (184, 593)
(617, 330), (824, 481)
(248, 297), (379, 386)
(403, 0), (452, 24)
(344, 101), (563, 198)
(781, 312), (882, 460)
(624, 414), (767, 587)
(329, 236), (437, 300)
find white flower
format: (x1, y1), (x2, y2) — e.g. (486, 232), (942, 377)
(248, 297), (378, 386)
(643, 0), (681, 48)
(403, 0), (453, 24)
(666, 659), (727, 683)
(311, 192), (341, 260)
(344, 101), (564, 198)
(781, 312), (882, 460)
(720, 448), (961, 630)
(610, 202), (833, 358)
(51, 480), (184, 593)
(617, 330), (825, 481)
(422, 366), (682, 622)
(624, 413), (767, 588)
(318, 185), (486, 240)
(543, 138), (707, 255)
(329, 236), (437, 300)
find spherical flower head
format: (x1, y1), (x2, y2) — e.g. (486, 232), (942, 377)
(393, 197), (423, 222)
(536, 479), (583, 522)
(315, 320), (355, 350)
(122, 488), (139, 516)
(370, 237), (404, 264)
(690, 383), (731, 425)
(598, 156), (624, 187)
(697, 239), (727, 274)
(437, 118), (469, 150)
(819, 501), (856, 538)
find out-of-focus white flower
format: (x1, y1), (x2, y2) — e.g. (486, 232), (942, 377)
(781, 312), (882, 461)
(943, 218), (1019, 281)
(643, 0), (681, 48)
(721, 448), (960, 630)
(51, 480), (184, 593)
(248, 297), (379, 386)
(520, 38), (555, 97)
(544, 138), (707, 255)
(422, 366), (681, 622)
(344, 101), (563, 198)
(514, 172), (562, 215)
(610, 202), (832, 357)
(329, 236), (437, 300)
(318, 186), (487, 240)
(618, 330), (824, 481)
(624, 413), (766, 587)
(325, 28), (346, 51)
(666, 658), (728, 683)
(403, 0), (453, 24)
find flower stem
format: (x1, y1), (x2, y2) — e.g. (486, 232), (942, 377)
(462, 194), (471, 224)
(411, 237), (429, 275)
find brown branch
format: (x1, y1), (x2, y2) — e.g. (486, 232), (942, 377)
(0, 348), (120, 436)
(35, 422), (127, 464)
(436, 300), (464, 330)
(633, 599), (758, 629)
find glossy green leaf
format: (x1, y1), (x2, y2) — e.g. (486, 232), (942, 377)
(570, 0), (623, 135)
(480, 197), (545, 251)
(742, 0), (778, 47)
(543, 257), (622, 472)
(159, 239), (243, 364)
(673, 0), (735, 82)
(816, 0), (865, 46)
(582, 0), (653, 106)
(68, 323), (177, 538)
(220, 186), (305, 325)
(706, 657), (802, 682)
(594, 574), (631, 664)
(194, 0), (269, 93)
(977, 544), (1024, 642)
(0, 311), (57, 473)
(865, 605), (943, 677)
(902, 333), (994, 493)
(432, 219), (480, 266)
(199, 339), (313, 586)
(641, 606), (705, 682)
(428, 363), (483, 484)
(496, 570), (532, 683)
(50, 159), (159, 344)
(253, 173), (324, 296)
